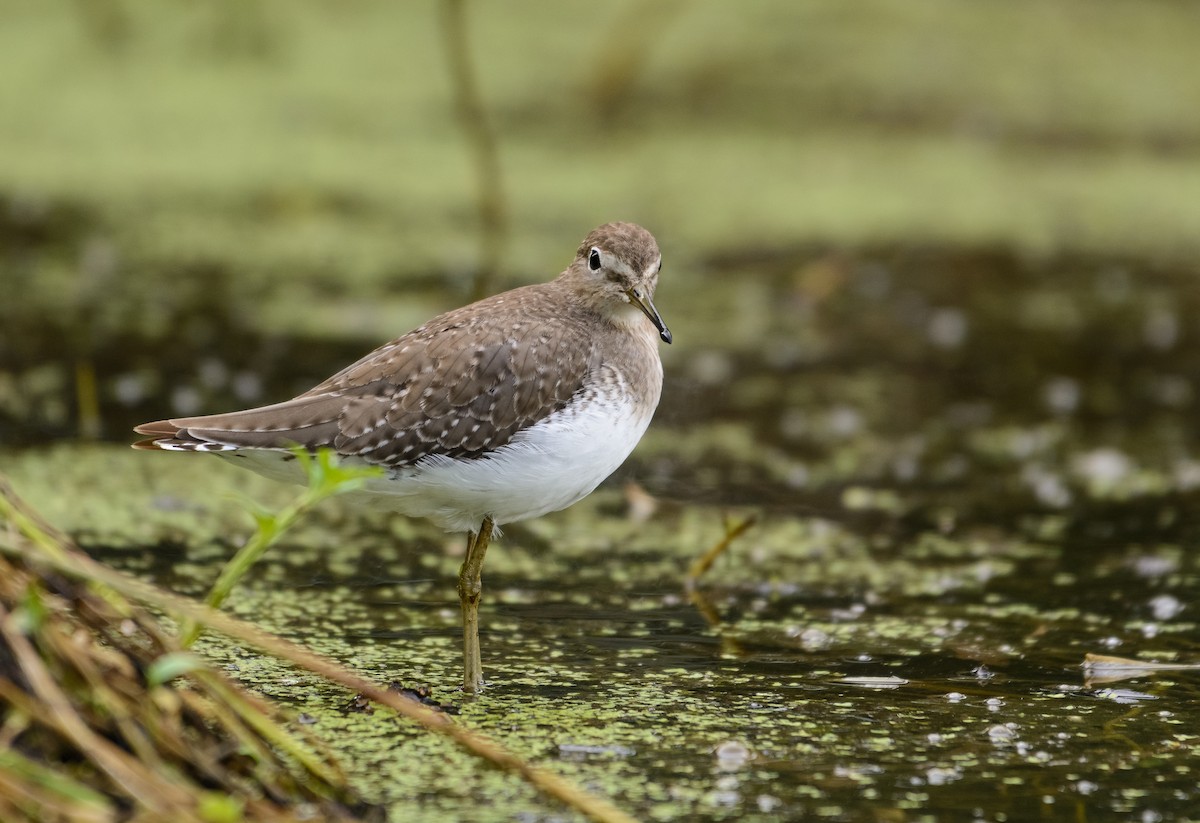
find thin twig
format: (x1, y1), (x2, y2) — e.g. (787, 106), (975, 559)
(685, 515), (757, 655)
(0, 613), (198, 817)
(0, 481), (637, 823)
(583, 0), (687, 119)
(439, 0), (507, 302)
(685, 514), (757, 592)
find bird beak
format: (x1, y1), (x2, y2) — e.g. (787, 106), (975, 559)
(627, 288), (672, 344)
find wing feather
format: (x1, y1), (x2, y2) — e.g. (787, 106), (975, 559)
(135, 281), (599, 466)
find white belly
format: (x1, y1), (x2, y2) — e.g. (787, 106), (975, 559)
(216, 349), (663, 534)
(364, 390), (655, 532)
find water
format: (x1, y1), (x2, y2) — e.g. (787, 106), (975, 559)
(5, 245), (1200, 821)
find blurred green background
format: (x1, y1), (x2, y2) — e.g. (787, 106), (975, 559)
(3, 0), (1200, 444)
(7, 4), (1200, 821)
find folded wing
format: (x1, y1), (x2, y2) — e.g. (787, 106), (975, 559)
(134, 287), (595, 466)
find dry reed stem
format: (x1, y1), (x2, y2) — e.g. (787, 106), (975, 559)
(0, 477), (637, 823)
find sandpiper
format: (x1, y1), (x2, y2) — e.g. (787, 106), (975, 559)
(134, 221), (670, 692)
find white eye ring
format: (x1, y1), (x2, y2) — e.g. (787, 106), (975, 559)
(588, 248), (602, 272)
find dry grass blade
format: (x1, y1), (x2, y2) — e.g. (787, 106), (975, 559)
(0, 477), (381, 823)
(0, 476), (638, 823)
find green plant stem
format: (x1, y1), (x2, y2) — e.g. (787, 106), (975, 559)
(179, 492), (308, 647)
(180, 449), (378, 647)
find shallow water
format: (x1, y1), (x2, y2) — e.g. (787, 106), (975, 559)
(4, 3), (1200, 817)
(6, 246), (1200, 821)
(80, 489), (1200, 822)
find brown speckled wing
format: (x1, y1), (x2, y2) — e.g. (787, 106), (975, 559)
(134, 282), (597, 467)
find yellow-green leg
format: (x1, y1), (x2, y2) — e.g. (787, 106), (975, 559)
(457, 515), (494, 693)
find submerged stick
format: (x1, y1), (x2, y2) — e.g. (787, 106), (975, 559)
(685, 514), (757, 591)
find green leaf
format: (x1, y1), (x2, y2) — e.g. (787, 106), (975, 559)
(12, 585), (48, 634)
(198, 792), (245, 823)
(145, 651), (205, 686)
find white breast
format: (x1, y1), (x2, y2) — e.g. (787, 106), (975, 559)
(365, 376), (658, 532)
(215, 348), (663, 534)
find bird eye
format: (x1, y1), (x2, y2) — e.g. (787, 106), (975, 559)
(657, 258), (663, 274)
(588, 248), (602, 272)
